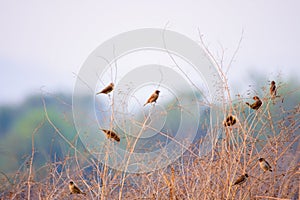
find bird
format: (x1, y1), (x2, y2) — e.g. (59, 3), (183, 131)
(96, 83), (114, 95)
(101, 129), (120, 142)
(223, 115), (237, 127)
(233, 174), (248, 186)
(246, 96), (262, 110)
(144, 90), (160, 106)
(259, 158), (272, 172)
(270, 81), (277, 99)
(69, 181), (86, 196)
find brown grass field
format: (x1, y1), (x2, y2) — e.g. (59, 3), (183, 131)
(0, 42), (299, 199)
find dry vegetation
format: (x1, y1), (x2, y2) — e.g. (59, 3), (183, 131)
(1, 87), (299, 200)
(0, 38), (299, 200)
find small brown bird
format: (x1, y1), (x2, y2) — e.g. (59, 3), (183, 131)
(101, 129), (120, 142)
(223, 115), (237, 127)
(246, 96), (262, 110)
(96, 83), (114, 95)
(233, 174), (248, 186)
(270, 81), (276, 99)
(69, 181), (86, 196)
(259, 158), (272, 172)
(144, 90), (160, 106)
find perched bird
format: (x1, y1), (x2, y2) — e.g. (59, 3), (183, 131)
(96, 83), (114, 95)
(223, 115), (237, 127)
(233, 174), (248, 186)
(259, 158), (272, 172)
(144, 90), (160, 106)
(101, 129), (120, 142)
(270, 81), (277, 99)
(69, 181), (86, 196)
(246, 96), (262, 110)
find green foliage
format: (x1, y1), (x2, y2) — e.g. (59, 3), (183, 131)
(0, 95), (77, 173)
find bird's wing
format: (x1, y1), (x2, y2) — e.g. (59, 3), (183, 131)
(149, 93), (156, 100)
(100, 85), (113, 94)
(234, 176), (245, 185)
(73, 186), (82, 193)
(146, 94), (154, 103)
(265, 160), (271, 168)
(252, 100), (262, 109)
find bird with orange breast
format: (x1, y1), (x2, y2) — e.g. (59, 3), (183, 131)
(96, 83), (114, 95)
(144, 90), (160, 106)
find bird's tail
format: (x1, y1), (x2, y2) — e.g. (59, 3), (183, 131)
(245, 102), (250, 106)
(143, 103), (147, 106)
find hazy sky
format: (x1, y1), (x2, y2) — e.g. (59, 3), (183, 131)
(0, 1), (299, 104)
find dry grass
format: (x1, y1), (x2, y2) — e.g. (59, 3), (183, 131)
(0, 37), (299, 200)
(0, 81), (299, 200)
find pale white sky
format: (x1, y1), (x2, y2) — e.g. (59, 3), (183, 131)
(0, 0), (299, 104)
